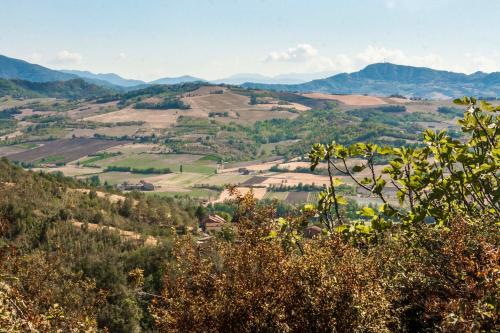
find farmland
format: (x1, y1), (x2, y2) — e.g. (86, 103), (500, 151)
(6, 138), (124, 164)
(0, 82), (469, 207)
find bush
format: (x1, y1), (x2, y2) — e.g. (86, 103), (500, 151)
(151, 194), (498, 332)
(135, 98), (190, 110)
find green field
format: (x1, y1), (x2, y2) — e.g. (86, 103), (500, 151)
(14, 143), (39, 149)
(96, 171), (155, 185)
(98, 153), (216, 175)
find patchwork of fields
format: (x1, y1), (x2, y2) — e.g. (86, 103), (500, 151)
(0, 84), (468, 206)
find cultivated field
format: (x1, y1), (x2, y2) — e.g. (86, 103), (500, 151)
(261, 172), (332, 187)
(7, 138), (124, 164)
(84, 107), (180, 128)
(302, 93), (387, 106)
(214, 186), (267, 203)
(183, 90), (305, 123)
(0, 145), (29, 157)
(0, 83), (467, 208)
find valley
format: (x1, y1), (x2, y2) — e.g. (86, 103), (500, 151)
(0, 80), (466, 208)
(1, 2), (498, 331)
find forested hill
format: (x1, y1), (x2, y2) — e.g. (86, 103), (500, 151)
(0, 54), (77, 82)
(0, 78), (114, 99)
(0, 158), (200, 331)
(0, 54), (126, 90)
(243, 63), (500, 99)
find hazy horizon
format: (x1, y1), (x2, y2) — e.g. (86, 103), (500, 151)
(2, 0), (499, 81)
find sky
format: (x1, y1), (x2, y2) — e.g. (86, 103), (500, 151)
(1, 0), (499, 81)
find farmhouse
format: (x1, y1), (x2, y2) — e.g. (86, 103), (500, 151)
(200, 214), (227, 232)
(118, 180), (155, 191)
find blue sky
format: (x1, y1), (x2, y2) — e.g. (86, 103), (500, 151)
(1, 0), (499, 80)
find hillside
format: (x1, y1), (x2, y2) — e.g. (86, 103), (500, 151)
(212, 71), (336, 85)
(62, 69), (146, 87)
(0, 78), (114, 99)
(0, 54), (77, 82)
(243, 63), (500, 98)
(0, 98), (497, 331)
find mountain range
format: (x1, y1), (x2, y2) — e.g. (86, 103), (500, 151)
(149, 75), (205, 85)
(1, 54), (499, 98)
(0, 54), (333, 88)
(211, 72), (336, 85)
(0, 78), (113, 99)
(242, 63), (500, 99)
(60, 70), (146, 87)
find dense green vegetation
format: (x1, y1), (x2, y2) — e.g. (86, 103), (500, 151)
(0, 160), (199, 331)
(135, 97), (190, 110)
(116, 82), (202, 107)
(0, 78), (113, 99)
(0, 97), (498, 332)
(151, 98), (498, 331)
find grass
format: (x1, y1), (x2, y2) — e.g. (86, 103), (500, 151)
(202, 173), (252, 186)
(14, 143), (39, 149)
(105, 154), (217, 175)
(37, 155), (65, 163)
(97, 172), (155, 185)
(79, 152), (120, 166)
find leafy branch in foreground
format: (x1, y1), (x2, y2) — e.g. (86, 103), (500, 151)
(309, 97), (499, 234)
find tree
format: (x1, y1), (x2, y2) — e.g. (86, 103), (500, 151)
(195, 205), (207, 222)
(179, 164), (183, 173)
(249, 94), (257, 105)
(308, 97), (499, 234)
(88, 175), (100, 187)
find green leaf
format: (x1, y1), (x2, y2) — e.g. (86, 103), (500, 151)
(352, 164), (366, 172)
(359, 206), (375, 217)
(303, 203), (315, 211)
(336, 196), (347, 205)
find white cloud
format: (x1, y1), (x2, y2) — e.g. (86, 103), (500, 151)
(25, 52), (43, 63)
(262, 44), (499, 75)
(50, 50), (83, 65)
(263, 44), (446, 73)
(263, 44), (353, 72)
(264, 44), (319, 62)
(118, 52), (126, 60)
(464, 53), (499, 73)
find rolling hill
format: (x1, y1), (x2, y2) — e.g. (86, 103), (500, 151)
(243, 63), (500, 99)
(61, 69), (146, 87)
(0, 54), (77, 82)
(0, 55), (126, 90)
(149, 75), (205, 85)
(212, 71), (336, 85)
(0, 78), (113, 99)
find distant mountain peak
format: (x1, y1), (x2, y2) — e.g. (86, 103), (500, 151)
(61, 69), (145, 87)
(0, 54), (77, 82)
(242, 63), (500, 99)
(149, 75), (205, 85)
